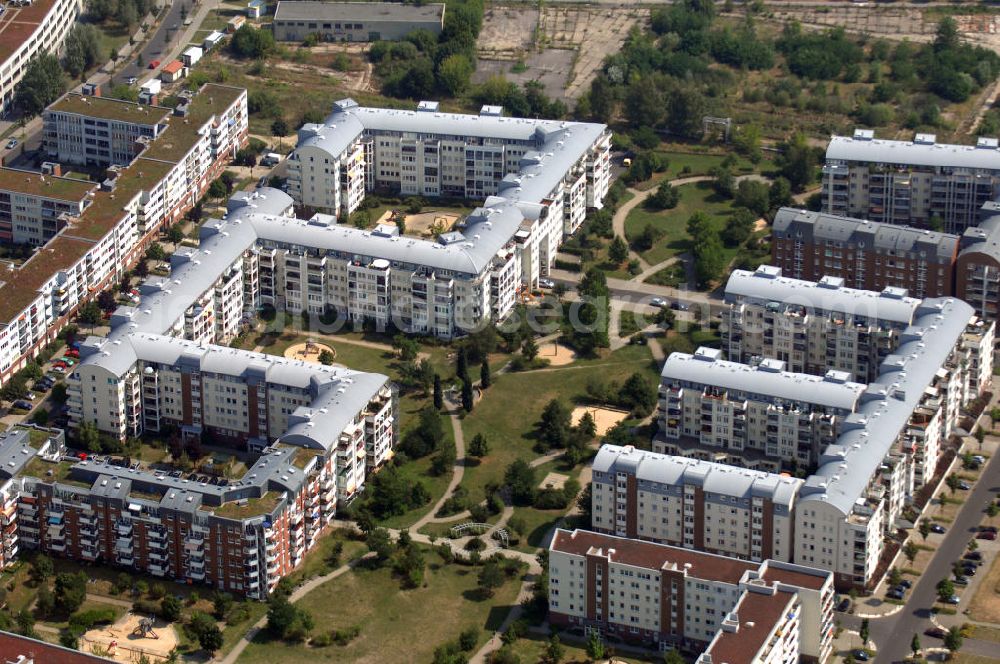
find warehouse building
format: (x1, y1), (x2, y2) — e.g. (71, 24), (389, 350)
(272, 1), (445, 42)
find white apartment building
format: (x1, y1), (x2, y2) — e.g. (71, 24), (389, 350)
(640, 267), (994, 589)
(822, 129), (1000, 233)
(0, 84), (248, 389)
(591, 445), (802, 563)
(659, 347), (865, 471)
(548, 528), (835, 663)
(42, 95), (171, 167)
(721, 265), (922, 383)
(0, 0), (82, 112)
(287, 99), (612, 290)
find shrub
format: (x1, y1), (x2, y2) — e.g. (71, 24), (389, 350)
(68, 608), (116, 630)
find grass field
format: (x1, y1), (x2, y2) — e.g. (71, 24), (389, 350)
(624, 181), (739, 267)
(236, 553), (521, 664)
(458, 344), (658, 505)
(969, 528), (1000, 624)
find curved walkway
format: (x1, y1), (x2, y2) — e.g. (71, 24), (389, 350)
(411, 399), (468, 532)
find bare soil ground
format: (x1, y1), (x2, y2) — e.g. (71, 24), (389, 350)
(571, 405), (630, 436)
(284, 341), (338, 365)
(538, 342), (576, 366)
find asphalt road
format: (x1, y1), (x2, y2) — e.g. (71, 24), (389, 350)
(117, 0), (188, 84)
(836, 449), (1000, 662)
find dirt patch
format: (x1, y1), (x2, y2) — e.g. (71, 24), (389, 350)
(969, 531), (1000, 623)
(539, 471), (569, 490)
(538, 342), (576, 366)
(572, 405), (630, 436)
(285, 341), (339, 365)
(82, 613), (179, 663)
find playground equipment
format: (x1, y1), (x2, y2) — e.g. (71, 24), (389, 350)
(133, 617), (159, 639)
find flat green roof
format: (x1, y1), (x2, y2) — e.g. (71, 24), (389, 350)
(142, 84), (245, 163)
(0, 169), (94, 202)
(212, 491), (282, 519)
(47, 94), (171, 126)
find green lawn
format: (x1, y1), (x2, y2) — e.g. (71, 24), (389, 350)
(634, 150), (773, 192)
(505, 634), (666, 663)
(38, 598), (124, 631)
(624, 181), (737, 267)
(644, 262), (686, 287)
(236, 552), (521, 663)
(459, 344), (658, 505)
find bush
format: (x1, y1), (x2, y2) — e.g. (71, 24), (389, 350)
(132, 599), (160, 616)
(68, 608), (116, 631)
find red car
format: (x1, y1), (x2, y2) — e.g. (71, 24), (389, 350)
(976, 531), (997, 540)
(149, 59), (160, 69)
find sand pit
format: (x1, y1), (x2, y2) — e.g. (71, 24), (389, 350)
(82, 613), (179, 663)
(285, 340), (337, 364)
(405, 210), (461, 236)
(539, 342), (576, 366)
(539, 471), (569, 490)
(572, 405), (630, 436)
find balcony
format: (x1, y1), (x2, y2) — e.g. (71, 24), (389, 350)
(188, 569), (206, 581)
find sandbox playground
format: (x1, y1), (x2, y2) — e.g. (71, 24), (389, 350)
(82, 613), (179, 663)
(538, 342), (577, 366)
(375, 209), (462, 237)
(572, 405), (630, 436)
(284, 340), (339, 365)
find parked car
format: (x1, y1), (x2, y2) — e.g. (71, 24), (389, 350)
(127, 76), (137, 85)
(964, 551), (983, 562)
(958, 481), (971, 490)
(977, 531), (998, 540)
(979, 526), (999, 534)
(538, 278), (555, 289)
(650, 297), (667, 308)
(961, 565), (977, 576)
(836, 597), (851, 613)
(5, 138), (16, 150)
(898, 579), (912, 589)
(945, 595), (961, 605)
(954, 576), (969, 585)
(670, 301), (690, 311)
(12, 400), (31, 410)
(853, 650), (871, 662)
(930, 524), (946, 534)
(972, 455), (986, 464)
(149, 60), (160, 69)
(51, 366), (65, 373)
(925, 626), (948, 639)
(887, 588), (905, 600)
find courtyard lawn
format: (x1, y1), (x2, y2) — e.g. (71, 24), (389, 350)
(236, 552), (520, 664)
(624, 181), (737, 267)
(283, 529), (369, 587)
(505, 634), (665, 663)
(459, 344), (658, 505)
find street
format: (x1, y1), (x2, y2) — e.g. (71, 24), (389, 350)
(835, 448), (1000, 662)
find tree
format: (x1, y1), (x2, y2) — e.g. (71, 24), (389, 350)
(545, 635), (565, 664)
(779, 133), (818, 191)
(944, 626), (963, 656)
(433, 374), (443, 409)
(456, 348), (468, 381)
(265, 594), (313, 642)
(469, 433), (489, 458)
(14, 53), (66, 118)
(649, 181), (680, 210)
(477, 559), (504, 598)
(230, 25), (275, 59)
(936, 578), (955, 602)
(271, 118), (289, 138)
(366, 527), (394, 563)
(430, 438), (456, 476)
(54, 572), (87, 614)
(504, 459), (537, 505)
(146, 243), (166, 262)
(723, 207), (756, 247)
(910, 633), (921, 658)
(401, 406), (446, 458)
(663, 650), (685, 664)
(62, 24), (102, 78)
(734, 180), (770, 216)
(212, 592), (233, 620)
(459, 627), (479, 651)
(438, 54), (474, 96)
(318, 350), (335, 365)
(608, 235), (629, 265)
(16, 610), (36, 638)
(585, 631), (604, 661)
(522, 336), (538, 361)
(888, 567), (903, 588)
(859, 618), (870, 647)
(538, 399), (572, 449)
(480, 359), (491, 389)
(161, 595), (182, 622)
(461, 378), (474, 412)
(903, 541), (918, 565)
(30, 554), (54, 584)
(919, 519), (931, 541)
(769, 177), (793, 208)
(946, 473), (961, 497)
(35, 583), (54, 617)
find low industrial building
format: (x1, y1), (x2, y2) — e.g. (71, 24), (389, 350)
(272, 1), (445, 42)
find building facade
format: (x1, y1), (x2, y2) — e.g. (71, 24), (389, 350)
(0, 84), (248, 390)
(548, 528), (835, 663)
(42, 95), (171, 167)
(658, 347), (864, 471)
(271, 1), (445, 42)
(0, 0), (83, 112)
(0, 170), (94, 244)
(771, 207), (958, 300)
(287, 98), (612, 292)
(822, 129), (1000, 233)
(591, 445), (802, 563)
(720, 265), (922, 383)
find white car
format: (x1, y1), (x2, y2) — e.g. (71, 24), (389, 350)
(127, 76), (138, 86)
(538, 278), (555, 289)
(650, 297), (667, 308)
